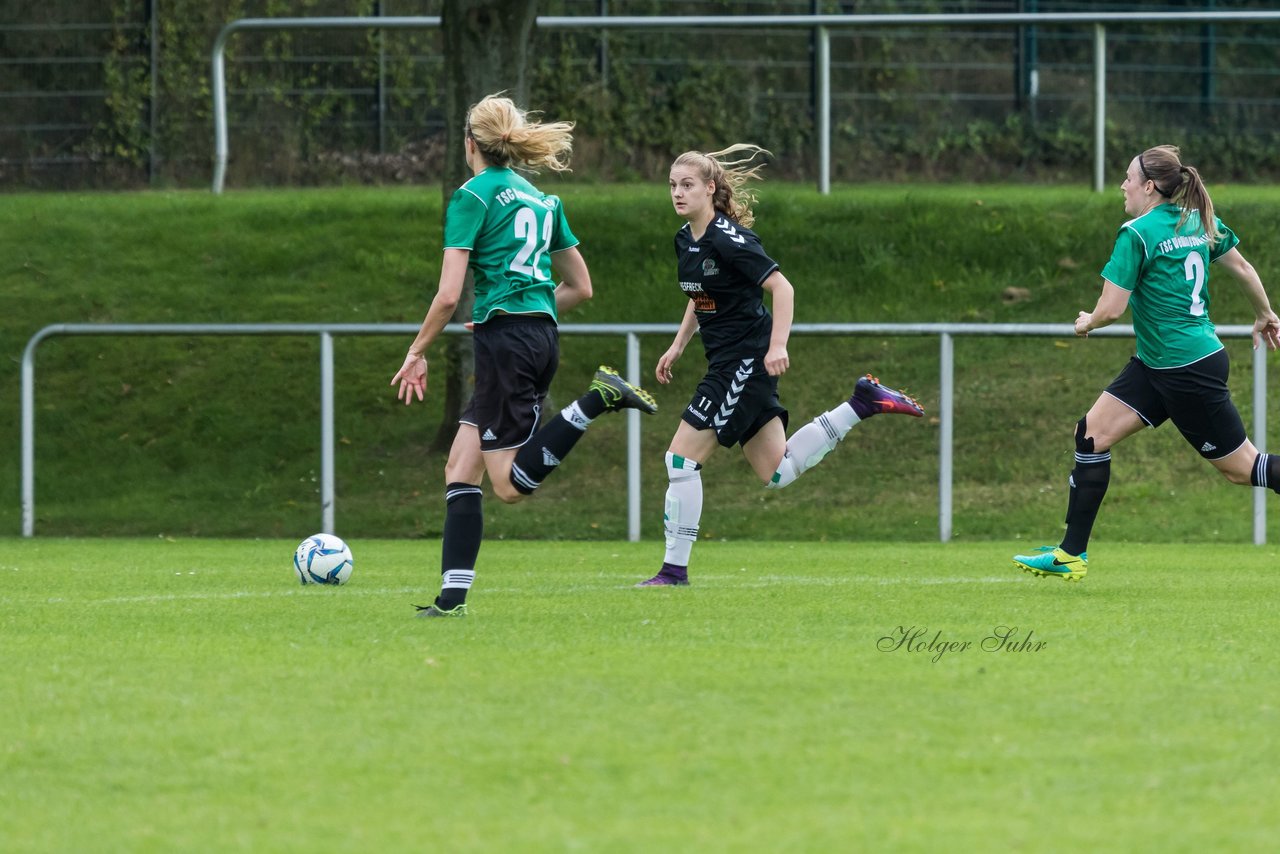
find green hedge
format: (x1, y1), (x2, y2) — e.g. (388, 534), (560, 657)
(7, 0), (1280, 187)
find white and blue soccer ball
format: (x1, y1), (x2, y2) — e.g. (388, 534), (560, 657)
(293, 533), (354, 585)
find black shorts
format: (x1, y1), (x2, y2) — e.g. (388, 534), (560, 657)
(681, 356), (789, 447)
(460, 314), (559, 452)
(1103, 348), (1247, 460)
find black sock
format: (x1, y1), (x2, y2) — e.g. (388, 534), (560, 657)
(509, 414), (587, 495)
(438, 482), (482, 609)
(576, 387), (609, 420)
(1061, 452), (1111, 556)
(1251, 452), (1280, 494)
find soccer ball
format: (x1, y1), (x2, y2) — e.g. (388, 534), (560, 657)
(293, 533), (354, 585)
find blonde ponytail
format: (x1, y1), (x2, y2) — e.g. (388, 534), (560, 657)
(465, 94), (574, 173)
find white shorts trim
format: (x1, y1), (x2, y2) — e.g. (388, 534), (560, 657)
(1204, 437), (1249, 462)
(1101, 390), (1155, 428)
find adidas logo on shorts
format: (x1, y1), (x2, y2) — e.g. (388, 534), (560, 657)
(482, 428), (497, 441)
(1200, 441), (1217, 453)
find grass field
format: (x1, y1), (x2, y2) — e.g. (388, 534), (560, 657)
(4, 538), (1277, 852)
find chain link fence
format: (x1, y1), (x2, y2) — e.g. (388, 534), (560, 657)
(3, 1), (1279, 189)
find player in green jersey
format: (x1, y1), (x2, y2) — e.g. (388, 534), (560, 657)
(1015, 145), (1280, 581)
(390, 94), (657, 616)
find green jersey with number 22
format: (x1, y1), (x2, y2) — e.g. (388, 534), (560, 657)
(443, 166), (578, 324)
(1100, 202), (1238, 369)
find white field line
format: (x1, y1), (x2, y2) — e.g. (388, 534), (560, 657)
(42, 574), (1024, 606)
(725, 575), (1020, 585)
(618, 576), (1024, 590)
(68, 587), (423, 605)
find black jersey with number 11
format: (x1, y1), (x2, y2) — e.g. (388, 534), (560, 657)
(674, 214), (780, 366)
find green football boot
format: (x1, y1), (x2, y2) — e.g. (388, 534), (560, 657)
(590, 365), (658, 415)
(1013, 546), (1088, 582)
(414, 601), (469, 618)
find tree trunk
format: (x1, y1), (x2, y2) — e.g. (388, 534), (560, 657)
(430, 0), (539, 452)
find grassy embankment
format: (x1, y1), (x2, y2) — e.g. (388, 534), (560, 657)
(5, 184), (1280, 543)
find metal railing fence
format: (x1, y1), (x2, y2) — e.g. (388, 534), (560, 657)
(20, 322), (1271, 544)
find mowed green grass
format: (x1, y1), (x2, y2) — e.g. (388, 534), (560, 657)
(3, 538), (1277, 852)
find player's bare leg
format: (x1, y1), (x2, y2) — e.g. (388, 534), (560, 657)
(742, 417), (787, 482)
(1212, 438), (1259, 486)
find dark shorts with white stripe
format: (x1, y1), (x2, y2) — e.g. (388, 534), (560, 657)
(460, 314), (559, 452)
(1103, 348), (1247, 461)
(681, 356), (789, 447)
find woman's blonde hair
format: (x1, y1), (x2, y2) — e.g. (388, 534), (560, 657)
(465, 94), (574, 173)
(1138, 144), (1222, 245)
(671, 144), (770, 228)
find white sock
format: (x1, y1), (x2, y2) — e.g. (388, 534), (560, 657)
(827, 400), (861, 434)
(561, 400), (592, 431)
(663, 452), (703, 567)
(442, 569), (475, 591)
(767, 405), (859, 490)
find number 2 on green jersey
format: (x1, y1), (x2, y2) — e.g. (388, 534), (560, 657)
(1185, 252), (1206, 317)
(511, 206), (553, 279)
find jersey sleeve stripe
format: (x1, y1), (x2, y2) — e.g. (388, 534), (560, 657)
(460, 187), (488, 208)
(1120, 223), (1149, 261)
(754, 263), (780, 286)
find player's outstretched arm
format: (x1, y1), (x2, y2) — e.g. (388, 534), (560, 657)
(1216, 247), (1280, 350)
(392, 248), (470, 405)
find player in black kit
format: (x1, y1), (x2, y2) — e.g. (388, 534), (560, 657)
(636, 145), (926, 587)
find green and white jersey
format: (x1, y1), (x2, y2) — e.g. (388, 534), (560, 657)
(1100, 203), (1239, 369)
(443, 167), (578, 324)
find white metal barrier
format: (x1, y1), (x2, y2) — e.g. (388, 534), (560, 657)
(211, 10), (1280, 195)
(20, 322), (1271, 543)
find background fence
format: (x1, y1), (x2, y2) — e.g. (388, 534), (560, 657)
(21, 322), (1273, 544)
(5, 1), (1280, 190)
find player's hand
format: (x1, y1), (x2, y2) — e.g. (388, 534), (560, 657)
(1254, 313), (1280, 351)
(391, 353), (427, 404)
(1074, 311), (1092, 337)
(655, 347), (681, 385)
(765, 344), (789, 376)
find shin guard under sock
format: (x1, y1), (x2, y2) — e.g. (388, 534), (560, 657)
(663, 453), (703, 569)
(438, 482), (482, 608)
(1061, 452), (1110, 556)
(510, 411), (587, 495)
(768, 405), (860, 489)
